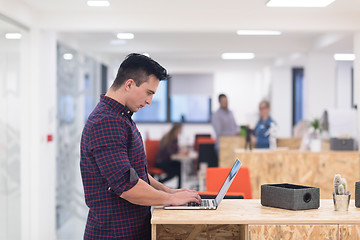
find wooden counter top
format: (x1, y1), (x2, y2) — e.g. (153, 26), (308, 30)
(152, 199), (360, 225)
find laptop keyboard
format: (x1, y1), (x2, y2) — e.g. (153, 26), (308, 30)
(187, 200), (210, 207)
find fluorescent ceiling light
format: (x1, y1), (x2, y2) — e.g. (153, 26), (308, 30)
(87, 0), (110, 7)
(334, 54), (355, 61)
(221, 53), (255, 60)
(236, 30), (281, 35)
(266, 0), (335, 7)
(117, 33), (134, 40)
(63, 53), (74, 60)
(110, 39), (127, 45)
(5, 33), (22, 39)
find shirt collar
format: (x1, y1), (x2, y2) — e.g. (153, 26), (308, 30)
(100, 94), (134, 119)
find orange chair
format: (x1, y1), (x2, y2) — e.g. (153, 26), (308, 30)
(194, 137), (216, 152)
(205, 166), (252, 199)
(144, 139), (164, 177)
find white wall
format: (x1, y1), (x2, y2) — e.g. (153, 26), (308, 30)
(335, 61), (353, 109)
(304, 53), (336, 120)
(21, 29), (57, 240)
(270, 67), (292, 137)
(213, 70), (270, 127)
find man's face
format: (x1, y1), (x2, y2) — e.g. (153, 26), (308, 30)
(219, 96), (228, 109)
(127, 75), (160, 112)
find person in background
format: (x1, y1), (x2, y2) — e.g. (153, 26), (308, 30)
(80, 53), (200, 240)
(212, 94), (239, 153)
(156, 123), (182, 189)
(252, 100), (276, 148)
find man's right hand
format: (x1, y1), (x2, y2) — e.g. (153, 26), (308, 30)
(168, 190), (201, 206)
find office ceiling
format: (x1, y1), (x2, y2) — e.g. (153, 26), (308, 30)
(11, 0), (360, 69)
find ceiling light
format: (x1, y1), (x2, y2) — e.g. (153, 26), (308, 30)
(63, 53), (74, 60)
(221, 53), (255, 60)
(5, 33), (22, 39)
(266, 0), (335, 7)
(334, 54), (355, 61)
(236, 30), (282, 35)
(87, 0), (110, 7)
(110, 39), (127, 45)
(117, 33), (134, 40)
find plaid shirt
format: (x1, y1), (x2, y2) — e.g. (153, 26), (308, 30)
(80, 95), (150, 239)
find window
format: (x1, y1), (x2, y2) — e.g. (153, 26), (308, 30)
(132, 80), (168, 122)
(292, 68), (304, 126)
(170, 95), (211, 122)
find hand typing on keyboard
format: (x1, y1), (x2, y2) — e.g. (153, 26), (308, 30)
(168, 189), (201, 206)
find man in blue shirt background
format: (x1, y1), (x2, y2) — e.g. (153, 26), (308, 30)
(252, 100), (276, 148)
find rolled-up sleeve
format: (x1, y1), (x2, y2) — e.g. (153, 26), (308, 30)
(89, 117), (138, 196)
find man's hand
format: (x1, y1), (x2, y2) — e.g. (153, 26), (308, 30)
(168, 190), (201, 206)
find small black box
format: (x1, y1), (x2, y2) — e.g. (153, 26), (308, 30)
(356, 181), (360, 208)
(261, 183), (320, 210)
(330, 138), (356, 151)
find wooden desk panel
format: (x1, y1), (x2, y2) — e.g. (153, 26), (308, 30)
(222, 150), (360, 199)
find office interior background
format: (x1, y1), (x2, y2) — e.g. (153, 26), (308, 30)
(1, 0), (360, 239)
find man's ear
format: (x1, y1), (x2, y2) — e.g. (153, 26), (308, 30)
(124, 79), (135, 91)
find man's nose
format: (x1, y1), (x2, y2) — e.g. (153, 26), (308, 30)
(146, 95), (153, 105)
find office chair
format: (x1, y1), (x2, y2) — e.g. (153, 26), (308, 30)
(205, 166), (252, 199)
(144, 139), (164, 179)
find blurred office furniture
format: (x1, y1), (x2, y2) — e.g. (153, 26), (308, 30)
(171, 151), (198, 189)
(221, 150), (360, 199)
(197, 137), (217, 168)
(199, 166), (252, 199)
(219, 136), (245, 165)
(194, 134), (212, 151)
(293, 120), (310, 138)
(276, 138), (302, 150)
(145, 139), (164, 179)
(328, 108), (358, 140)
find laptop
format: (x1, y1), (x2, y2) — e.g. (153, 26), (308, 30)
(164, 159), (242, 210)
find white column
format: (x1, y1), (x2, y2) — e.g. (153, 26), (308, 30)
(20, 29), (57, 240)
(354, 33), (360, 149)
(304, 53), (336, 120)
(270, 67), (292, 137)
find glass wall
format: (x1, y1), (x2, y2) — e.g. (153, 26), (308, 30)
(0, 17), (24, 240)
(56, 43), (101, 239)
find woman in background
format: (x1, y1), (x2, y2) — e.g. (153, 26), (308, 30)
(156, 123), (182, 188)
(252, 100), (276, 148)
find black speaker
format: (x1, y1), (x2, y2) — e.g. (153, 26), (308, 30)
(261, 183), (320, 210)
(356, 181), (360, 208)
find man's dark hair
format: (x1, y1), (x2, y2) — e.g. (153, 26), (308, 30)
(218, 93), (227, 102)
(111, 53), (170, 90)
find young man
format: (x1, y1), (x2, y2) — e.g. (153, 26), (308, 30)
(80, 53), (201, 239)
(211, 94), (239, 152)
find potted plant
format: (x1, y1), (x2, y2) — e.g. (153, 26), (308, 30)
(333, 174), (351, 211)
(309, 118), (322, 152)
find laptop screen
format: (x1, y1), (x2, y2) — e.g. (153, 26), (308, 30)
(215, 160), (242, 205)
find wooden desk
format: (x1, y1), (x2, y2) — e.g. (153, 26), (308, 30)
(220, 150), (360, 199)
(151, 199), (360, 239)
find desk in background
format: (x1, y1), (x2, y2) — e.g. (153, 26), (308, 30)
(171, 151), (198, 189)
(152, 199), (360, 239)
